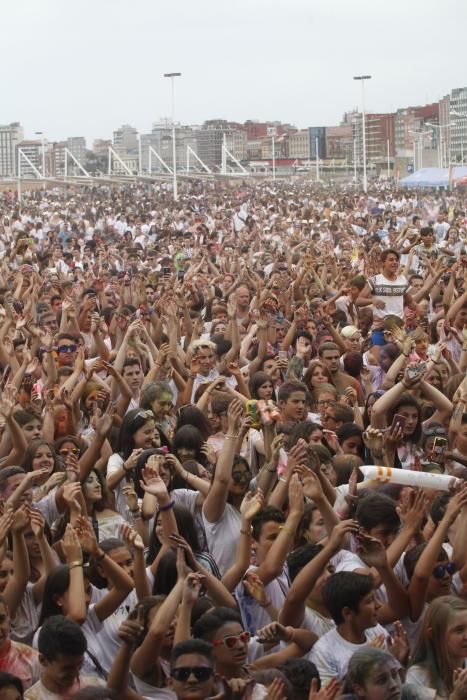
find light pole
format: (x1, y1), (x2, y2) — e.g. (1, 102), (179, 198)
(426, 123), (454, 168)
(163, 72), (182, 201)
(35, 131), (46, 178)
(353, 75), (371, 192)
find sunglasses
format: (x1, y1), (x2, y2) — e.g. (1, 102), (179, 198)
(171, 666), (213, 683)
(232, 470), (252, 484)
(59, 447), (79, 456)
(132, 410), (154, 423)
(432, 562), (456, 579)
(213, 631), (250, 649)
(176, 403), (194, 418)
(58, 344), (77, 353)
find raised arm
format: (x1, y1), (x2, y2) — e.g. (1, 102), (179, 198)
(202, 399), (242, 524)
(280, 520), (356, 628)
(409, 489), (467, 621)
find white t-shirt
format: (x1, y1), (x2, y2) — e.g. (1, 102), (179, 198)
(368, 273), (409, 329)
(309, 624), (389, 684)
(301, 607), (335, 638)
(405, 665), (441, 699)
(202, 503), (240, 576)
(236, 566), (289, 636)
(10, 583), (41, 646)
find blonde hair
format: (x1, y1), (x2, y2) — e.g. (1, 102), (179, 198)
(410, 595), (467, 695)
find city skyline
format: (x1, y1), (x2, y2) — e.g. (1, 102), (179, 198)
(1, 0), (466, 144)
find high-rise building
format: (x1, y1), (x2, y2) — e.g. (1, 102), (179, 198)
(325, 124), (353, 161)
(0, 122), (24, 176)
(93, 139), (112, 155)
(288, 130), (311, 159)
(140, 120), (200, 173)
(67, 137), (86, 165)
(394, 103), (439, 155)
(446, 87), (467, 163)
(113, 124), (138, 154)
(365, 113), (395, 161)
(309, 127), (326, 159)
(16, 140), (42, 177)
(197, 120), (242, 169)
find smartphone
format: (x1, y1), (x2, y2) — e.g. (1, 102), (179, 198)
(245, 400), (260, 428)
(278, 350), (288, 360)
(432, 436), (448, 457)
(390, 413), (406, 433)
(177, 270), (185, 280)
(406, 363), (426, 381)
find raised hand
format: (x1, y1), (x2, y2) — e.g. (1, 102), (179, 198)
(240, 489), (264, 522)
(122, 484), (139, 511)
(169, 532), (198, 571)
(356, 532), (388, 570)
(227, 399), (243, 436)
(29, 509), (46, 539)
(74, 515), (99, 556)
(182, 572), (205, 606)
(243, 571), (269, 607)
(123, 448), (144, 474)
(62, 523), (83, 564)
(388, 620), (409, 665)
(308, 677), (341, 700)
(288, 474), (304, 517)
(362, 426), (384, 454)
(119, 522), (144, 552)
(302, 471), (325, 503)
(140, 460), (169, 501)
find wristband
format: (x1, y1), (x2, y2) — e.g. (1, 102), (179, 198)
(279, 525), (294, 538)
(68, 560), (83, 569)
(279, 477), (287, 483)
(225, 434), (239, 440)
(158, 499), (175, 512)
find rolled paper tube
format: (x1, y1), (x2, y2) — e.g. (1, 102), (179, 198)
(359, 465), (461, 492)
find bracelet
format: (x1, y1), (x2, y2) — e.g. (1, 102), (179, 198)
(279, 477), (287, 483)
(259, 599), (272, 608)
(94, 550), (105, 562)
(225, 434), (239, 440)
(130, 507), (140, 514)
(158, 499), (175, 512)
(285, 626), (296, 642)
(240, 528), (252, 536)
(68, 560), (83, 569)
(279, 525), (294, 538)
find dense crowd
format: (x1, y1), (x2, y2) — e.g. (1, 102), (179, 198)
(0, 178), (465, 700)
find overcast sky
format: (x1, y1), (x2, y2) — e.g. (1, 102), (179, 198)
(2, 0), (466, 145)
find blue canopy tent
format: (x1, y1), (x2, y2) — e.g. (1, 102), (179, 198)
(400, 166), (467, 188)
